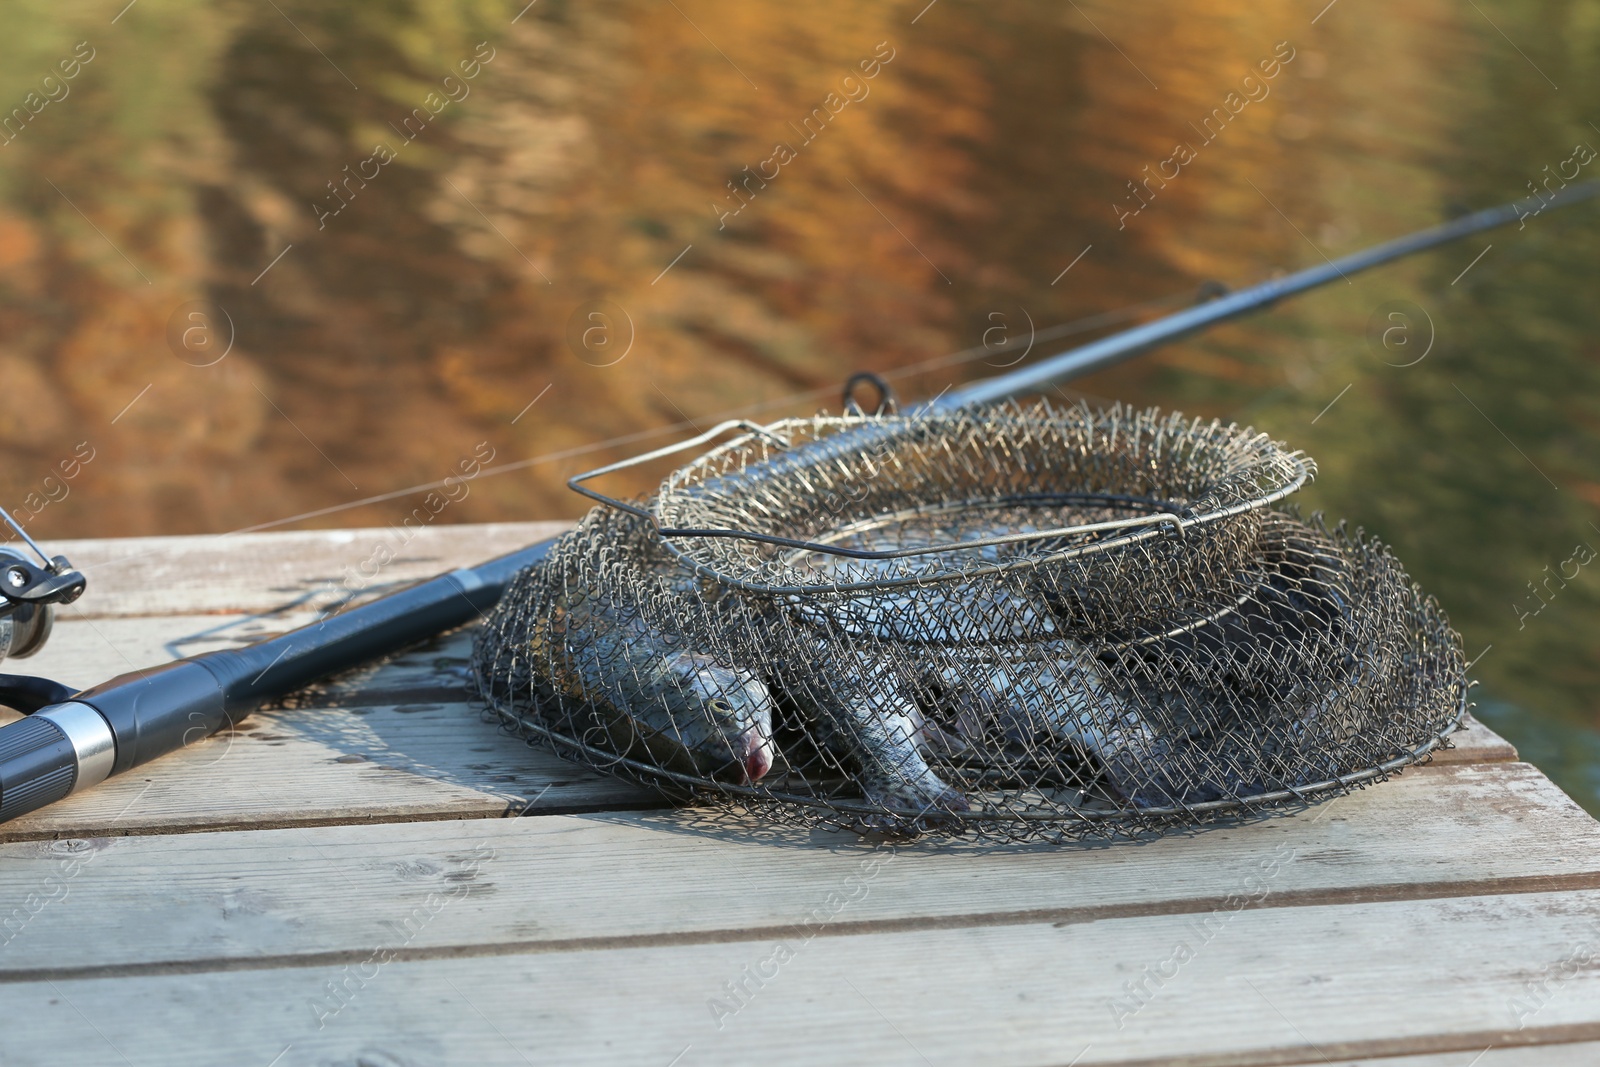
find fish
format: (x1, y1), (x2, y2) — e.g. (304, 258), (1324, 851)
(521, 526), (777, 788)
(792, 582), (1062, 645)
(521, 510), (975, 821)
(783, 644), (971, 826)
(780, 504), (1173, 810)
(507, 504), (1354, 823)
(1051, 514), (1358, 803)
(933, 644), (1182, 807)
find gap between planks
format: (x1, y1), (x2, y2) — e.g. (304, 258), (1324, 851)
(1066, 1027), (1600, 1067)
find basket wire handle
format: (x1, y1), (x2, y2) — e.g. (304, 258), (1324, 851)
(567, 418), (792, 520)
(568, 416), (1187, 562)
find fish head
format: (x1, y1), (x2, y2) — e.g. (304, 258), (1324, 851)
(647, 651), (776, 784)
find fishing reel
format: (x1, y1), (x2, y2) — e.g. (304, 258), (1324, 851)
(0, 513), (86, 709)
(0, 546), (84, 660)
(0, 514), (95, 825)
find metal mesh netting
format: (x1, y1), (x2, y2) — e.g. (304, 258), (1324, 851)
(471, 400), (1467, 841)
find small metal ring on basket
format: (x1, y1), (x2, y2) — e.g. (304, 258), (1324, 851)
(841, 371), (898, 416)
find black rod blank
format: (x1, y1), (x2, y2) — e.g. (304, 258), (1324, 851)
(936, 179), (1600, 410)
(0, 541), (553, 822)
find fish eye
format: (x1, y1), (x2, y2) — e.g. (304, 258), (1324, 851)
(706, 698), (734, 715)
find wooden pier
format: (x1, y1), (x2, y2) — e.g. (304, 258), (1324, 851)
(2, 521), (1597, 1066)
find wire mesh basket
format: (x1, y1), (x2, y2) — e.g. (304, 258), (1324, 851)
(471, 400), (1466, 841)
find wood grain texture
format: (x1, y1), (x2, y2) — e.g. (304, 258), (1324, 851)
(1431, 713), (1518, 764)
(4, 890), (1599, 1067)
(20, 610), (472, 699)
(47, 520), (570, 618)
(19, 611), (327, 692)
(0, 762), (1591, 975)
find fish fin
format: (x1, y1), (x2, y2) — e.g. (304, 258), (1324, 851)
(855, 766), (971, 834)
(917, 719), (971, 757)
(862, 772), (970, 814)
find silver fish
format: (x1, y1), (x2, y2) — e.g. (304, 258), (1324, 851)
(790, 645), (971, 823)
(781, 507), (1158, 812)
(794, 583), (1061, 645)
(786, 506), (1069, 644)
(934, 643), (1179, 807)
(531, 575), (777, 786)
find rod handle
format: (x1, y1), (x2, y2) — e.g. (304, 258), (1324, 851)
(0, 704), (115, 823)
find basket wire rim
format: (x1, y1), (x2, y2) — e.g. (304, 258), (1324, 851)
(645, 414), (1314, 595)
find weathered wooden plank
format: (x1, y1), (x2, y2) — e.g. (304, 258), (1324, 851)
(18, 611), (325, 692)
(20, 611), (483, 707)
(0, 607), (658, 839)
(1431, 712), (1519, 764)
(33, 518), (1523, 763)
(44, 520), (569, 618)
(0, 698), (655, 842)
(3, 890), (1599, 1066)
(30, 520), (1527, 765)
(0, 761), (1591, 974)
(17, 610), (476, 701)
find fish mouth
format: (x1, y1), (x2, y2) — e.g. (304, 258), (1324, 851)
(734, 728), (775, 784)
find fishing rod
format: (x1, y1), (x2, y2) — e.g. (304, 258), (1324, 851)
(0, 179), (1594, 826)
(938, 177), (1600, 409)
